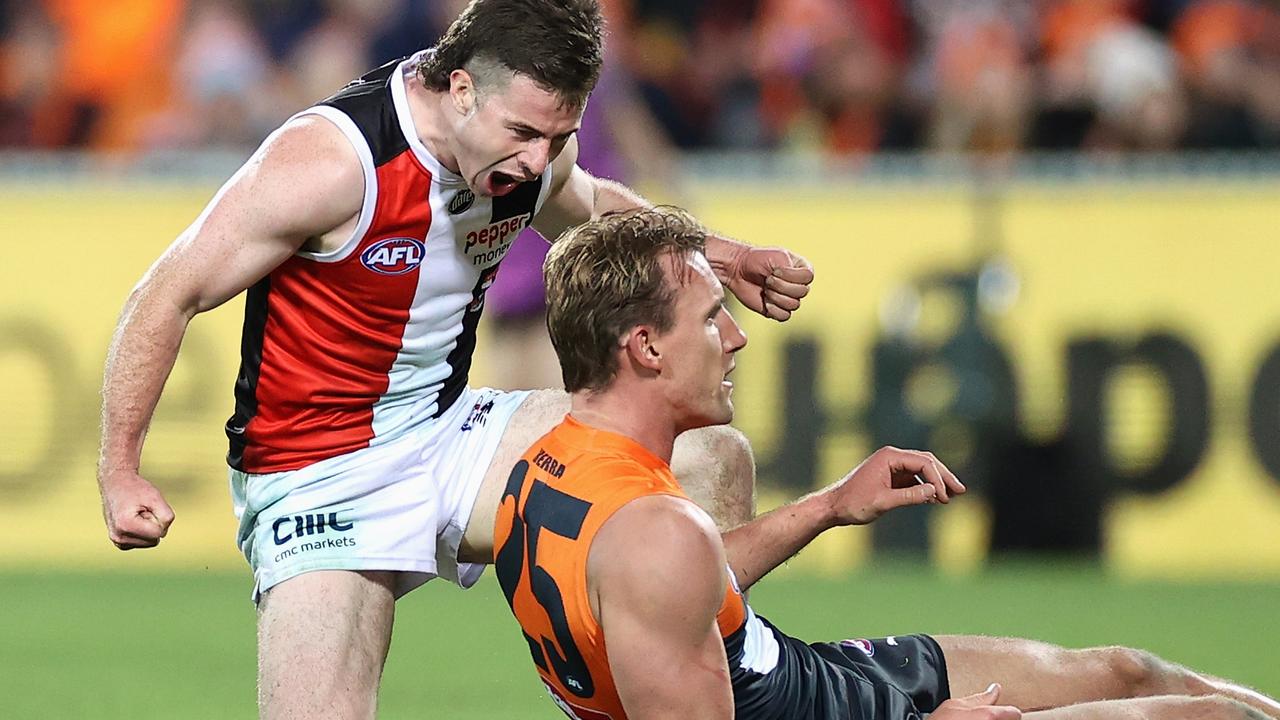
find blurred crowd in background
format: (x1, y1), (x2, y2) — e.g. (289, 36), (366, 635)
(3, 0), (1280, 156)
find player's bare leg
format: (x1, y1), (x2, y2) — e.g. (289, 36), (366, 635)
(937, 635), (1280, 719)
(460, 389), (757, 561)
(670, 422), (757, 529)
(257, 570), (396, 720)
(1023, 695), (1268, 720)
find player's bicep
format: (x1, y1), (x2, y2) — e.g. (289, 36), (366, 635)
(140, 115), (364, 315)
(593, 496), (735, 720)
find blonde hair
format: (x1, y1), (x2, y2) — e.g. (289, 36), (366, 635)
(544, 207), (707, 392)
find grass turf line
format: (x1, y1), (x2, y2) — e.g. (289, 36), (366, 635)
(1, 566), (1275, 719)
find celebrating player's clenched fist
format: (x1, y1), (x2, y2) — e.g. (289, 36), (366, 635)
(711, 242), (814, 322)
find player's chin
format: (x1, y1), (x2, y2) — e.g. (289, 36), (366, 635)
(712, 399), (735, 426)
(681, 402), (734, 433)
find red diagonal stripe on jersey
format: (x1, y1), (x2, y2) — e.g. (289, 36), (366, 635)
(242, 151), (432, 472)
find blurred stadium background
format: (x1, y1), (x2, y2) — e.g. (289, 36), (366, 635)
(2, 0), (1279, 717)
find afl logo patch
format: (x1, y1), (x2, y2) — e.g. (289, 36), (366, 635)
(361, 237), (425, 275)
(841, 638), (875, 657)
(448, 188), (475, 215)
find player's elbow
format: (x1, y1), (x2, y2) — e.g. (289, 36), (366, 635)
(125, 265), (202, 324)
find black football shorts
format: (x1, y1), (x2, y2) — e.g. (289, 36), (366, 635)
(735, 615), (950, 720)
(806, 632), (950, 719)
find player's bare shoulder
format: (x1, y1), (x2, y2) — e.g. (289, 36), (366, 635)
(602, 494), (720, 546)
(225, 114), (366, 247)
(153, 114), (370, 316)
(588, 493), (726, 616)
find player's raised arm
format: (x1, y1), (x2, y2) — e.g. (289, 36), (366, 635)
(589, 495), (735, 720)
(531, 137), (815, 323)
(722, 446), (967, 590)
(97, 115), (364, 550)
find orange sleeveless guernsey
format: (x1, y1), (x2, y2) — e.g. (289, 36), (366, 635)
(494, 416), (748, 720)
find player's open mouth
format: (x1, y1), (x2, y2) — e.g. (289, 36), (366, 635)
(487, 171), (520, 197)
(723, 364), (735, 389)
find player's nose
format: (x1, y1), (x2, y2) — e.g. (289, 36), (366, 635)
(721, 312), (747, 353)
(519, 140), (551, 179)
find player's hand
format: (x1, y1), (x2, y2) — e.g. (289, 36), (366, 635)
(99, 471), (175, 550)
(821, 446), (965, 526)
(715, 243), (814, 322)
(931, 683), (1022, 720)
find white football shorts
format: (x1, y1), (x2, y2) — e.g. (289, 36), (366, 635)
(229, 386), (531, 602)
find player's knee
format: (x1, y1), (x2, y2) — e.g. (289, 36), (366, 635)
(1096, 646), (1165, 695)
(1168, 667), (1222, 698)
(707, 424), (755, 487)
(704, 425), (756, 524)
(1101, 645), (1217, 698)
(673, 425), (756, 529)
(1095, 638), (1213, 696)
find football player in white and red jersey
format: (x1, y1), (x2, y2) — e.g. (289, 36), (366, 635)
(95, 1), (815, 717)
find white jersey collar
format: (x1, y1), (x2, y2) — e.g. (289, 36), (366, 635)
(392, 51), (468, 187)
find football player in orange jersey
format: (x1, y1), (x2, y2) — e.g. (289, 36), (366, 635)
(492, 206), (1280, 720)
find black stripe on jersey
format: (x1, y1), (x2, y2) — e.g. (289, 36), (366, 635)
(226, 275), (271, 471)
(435, 264), (495, 418)
(434, 179), (545, 418)
(319, 57), (409, 167)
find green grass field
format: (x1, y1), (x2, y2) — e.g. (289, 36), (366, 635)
(2, 565), (1276, 719)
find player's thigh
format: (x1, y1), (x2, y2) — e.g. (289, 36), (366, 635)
(460, 390), (756, 558)
(486, 388), (571, 478)
(257, 569), (396, 718)
(935, 635), (1164, 710)
(461, 389), (570, 560)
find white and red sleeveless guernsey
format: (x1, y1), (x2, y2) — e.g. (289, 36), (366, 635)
(226, 55), (552, 474)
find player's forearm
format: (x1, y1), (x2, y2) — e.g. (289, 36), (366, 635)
(703, 234), (750, 285)
(591, 177), (745, 255)
(98, 286), (192, 481)
(592, 176), (750, 278)
(721, 488), (838, 591)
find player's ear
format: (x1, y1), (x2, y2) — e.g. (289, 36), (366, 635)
(622, 326), (662, 374)
(449, 69), (477, 115)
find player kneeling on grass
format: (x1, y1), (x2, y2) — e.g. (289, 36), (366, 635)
(493, 207), (1280, 720)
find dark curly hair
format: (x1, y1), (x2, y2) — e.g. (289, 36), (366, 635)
(417, 0), (604, 109)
